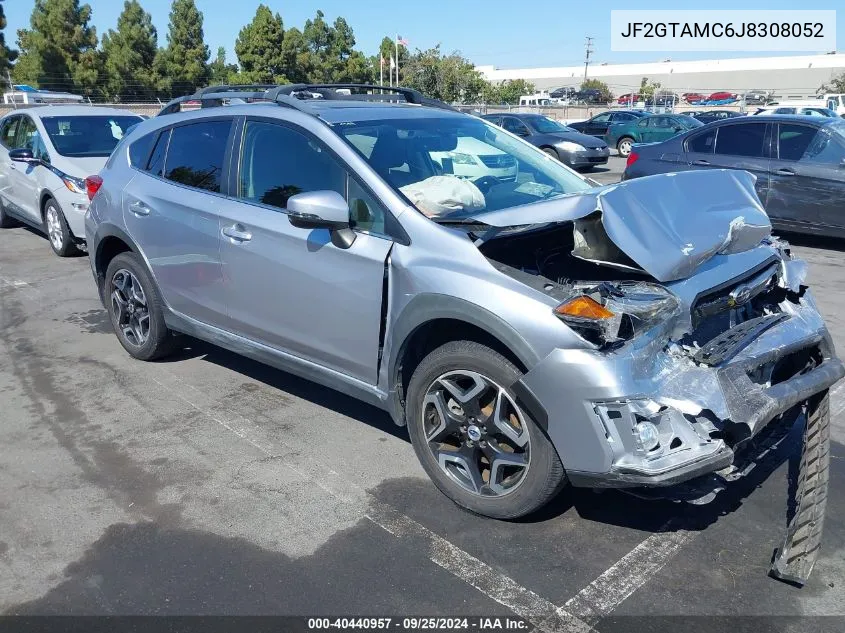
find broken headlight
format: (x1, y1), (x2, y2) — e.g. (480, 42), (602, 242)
(554, 282), (680, 346)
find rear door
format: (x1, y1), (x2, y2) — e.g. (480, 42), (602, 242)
(121, 119), (231, 327)
(217, 117), (395, 384)
(767, 122), (845, 233)
(701, 121), (771, 204)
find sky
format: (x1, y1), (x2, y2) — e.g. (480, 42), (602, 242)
(4, 0), (844, 69)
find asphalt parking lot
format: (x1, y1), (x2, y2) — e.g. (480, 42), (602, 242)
(1, 193), (845, 631)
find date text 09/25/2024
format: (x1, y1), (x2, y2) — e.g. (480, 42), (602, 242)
(307, 617), (530, 631)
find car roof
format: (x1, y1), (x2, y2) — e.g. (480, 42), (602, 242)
(10, 105), (144, 118)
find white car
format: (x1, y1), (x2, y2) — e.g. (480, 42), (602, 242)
(429, 136), (518, 182)
(0, 106), (143, 256)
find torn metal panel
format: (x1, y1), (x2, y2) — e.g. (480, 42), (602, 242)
(469, 169), (772, 282)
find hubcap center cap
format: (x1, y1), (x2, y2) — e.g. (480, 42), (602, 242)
(467, 425), (482, 442)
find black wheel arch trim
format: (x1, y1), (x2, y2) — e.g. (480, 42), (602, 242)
(383, 293), (542, 425)
(91, 223), (154, 305)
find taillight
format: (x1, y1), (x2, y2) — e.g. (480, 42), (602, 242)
(626, 151), (640, 168)
(85, 175), (103, 201)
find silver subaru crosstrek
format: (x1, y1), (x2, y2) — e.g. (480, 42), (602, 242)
(85, 85), (843, 525)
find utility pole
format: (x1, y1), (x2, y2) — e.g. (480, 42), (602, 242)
(583, 36), (594, 81)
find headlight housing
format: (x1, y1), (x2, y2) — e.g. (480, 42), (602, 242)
(554, 282), (680, 347)
(557, 141), (586, 153)
(62, 175), (87, 194)
(448, 152), (477, 165)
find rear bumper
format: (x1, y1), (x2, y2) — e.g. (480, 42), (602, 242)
(515, 290), (844, 489)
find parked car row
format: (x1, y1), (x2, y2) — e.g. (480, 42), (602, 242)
(1, 85), (842, 527)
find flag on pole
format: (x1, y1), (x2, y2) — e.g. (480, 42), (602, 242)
(380, 56), (385, 69)
(389, 56), (396, 69)
(397, 35), (408, 46)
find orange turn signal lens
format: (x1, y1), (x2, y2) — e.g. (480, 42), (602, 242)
(555, 296), (615, 320)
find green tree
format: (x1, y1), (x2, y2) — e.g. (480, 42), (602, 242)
(639, 76), (661, 100)
(209, 46), (238, 84)
(14, 0), (101, 96)
(154, 0), (210, 96)
(101, 1), (157, 101)
(482, 79), (535, 104)
(376, 35), (408, 84)
(402, 45), (485, 103)
(0, 0), (18, 75)
(279, 27), (312, 83)
(234, 4), (286, 84)
(581, 78), (613, 102)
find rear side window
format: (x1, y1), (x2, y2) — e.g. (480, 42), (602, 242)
(147, 129), (169, 176)
(777, 124), (817, 161)
(163, 121), (231, 193)
(687, 129), (716, 153)
(128, 132), (158, 169)
(715, 123), (767, 158)
(0, 116), (19, 148)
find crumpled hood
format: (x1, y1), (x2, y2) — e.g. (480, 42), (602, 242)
(469, 169), (772, 282)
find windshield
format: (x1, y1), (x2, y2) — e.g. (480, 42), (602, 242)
(675, 116), (703, 129)
(528, 116), (573, 133)
(338, 116), (591, 220)
(41, 115), (143, 157)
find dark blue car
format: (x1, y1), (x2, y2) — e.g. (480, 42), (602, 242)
(623, 115), (845, 238)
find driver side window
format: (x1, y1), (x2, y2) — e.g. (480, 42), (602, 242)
(238, 120), (389, 235)
(502, 117), (529, 136)
(593, 113), (612, 123)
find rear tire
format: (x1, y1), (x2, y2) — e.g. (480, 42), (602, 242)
(105, 252), (176, 361)
(44, 199), (79, 257)
(0, 198), (16, 228)
(616, 137), (634, 157)
(406, 340), (566, 519)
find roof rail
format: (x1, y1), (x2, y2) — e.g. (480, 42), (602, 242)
(269, 83), (458, 112)
(157, 82), (458, 117)
(157, 84), (279, 116)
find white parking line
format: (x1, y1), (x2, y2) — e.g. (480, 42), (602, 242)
(150, 373), (594, 633)
(555, 519), (693, 625)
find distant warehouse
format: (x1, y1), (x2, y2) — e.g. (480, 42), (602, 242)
(477, 53), (845, 100)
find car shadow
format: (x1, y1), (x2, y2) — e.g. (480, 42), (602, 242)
(157, 335), (805, 535)
(161, 338), (408, 442)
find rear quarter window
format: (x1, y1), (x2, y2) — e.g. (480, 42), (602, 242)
(128, 131), (159, 169)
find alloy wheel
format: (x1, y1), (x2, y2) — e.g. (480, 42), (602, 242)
(46, 206), (63, 250)
(618, 139), (632, 157)
(110, 269), (150, 347)
(421, 370), (530, 497)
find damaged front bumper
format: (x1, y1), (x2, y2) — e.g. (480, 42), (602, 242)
(515, 285), (844, 489)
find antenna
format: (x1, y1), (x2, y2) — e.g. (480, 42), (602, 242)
(584, 36), (594, 81)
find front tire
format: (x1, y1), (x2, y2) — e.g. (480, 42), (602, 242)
(406, 340), (566, 519)
(616, 137), (634, 157)
(542, 147), (559, 160)
(44, 199), (79, 257)
(105, 252), (175, 361)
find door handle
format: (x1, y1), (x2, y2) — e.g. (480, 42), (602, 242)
(128, 200), (151, 216)
(222, 224), (252, 242)
(693, 159), (710, 166)
(775, 168), (796, 176)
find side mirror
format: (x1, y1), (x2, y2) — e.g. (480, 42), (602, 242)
(9, 148), (39, 164)
(518, 129), (530, 137)
(287, 190), (356, 248)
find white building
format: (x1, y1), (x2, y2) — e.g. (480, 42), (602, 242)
(477, 53), (845, 100)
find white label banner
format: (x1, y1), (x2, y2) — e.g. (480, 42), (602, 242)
(611, 10), (836, 52)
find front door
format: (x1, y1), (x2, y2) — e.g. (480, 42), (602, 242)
(218, 118), (394, 385)
(584, 112), (612, 138)
(6, 116), (44, 223)
(767, 122), (845, 233)
(0, 115), (21, 213)
(121, 120), (231, 327)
